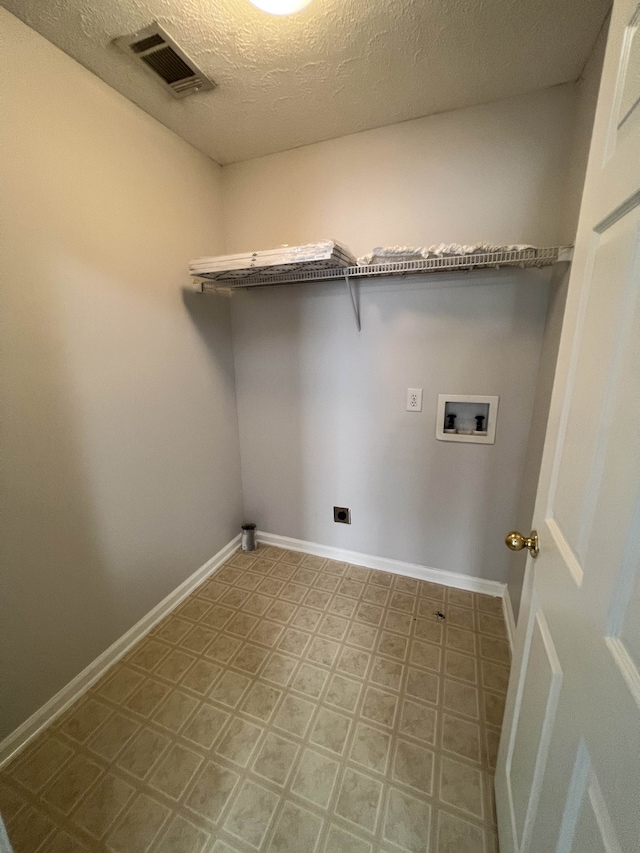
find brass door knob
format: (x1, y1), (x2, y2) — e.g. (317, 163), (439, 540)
(505, 530), (539, 558)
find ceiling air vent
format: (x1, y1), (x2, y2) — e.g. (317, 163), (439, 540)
(114, 23), (215, 99)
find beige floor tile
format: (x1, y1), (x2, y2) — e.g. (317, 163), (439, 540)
(356, 603), (384, 626)
(124, 679), (172, 717)
(182, 702), (229, 750)
(209, 670), (251, 707)
(392, 739), (434, 795)
(292, 607), (323, 630)
(0, 781), (29, 824)
(273, 694), (316, 738)
(291, 747), (339, 808)
(106, 793), (170, 853)
(87, 713), (140, 761)
(418, 580), (446, 602)
(41, 755), (102, 814)
(441, 714), (482, 764)
(447, 589), (474, 609)
(153, 690), (199, 733)
(156, 617), (193, 645)
(116, 727), (170, 780)
(223, 780), (280, 848)
(414, 618), (443, 644)
(480, 661), (509, 694)
(251, 621), (285, 648)
(476, 595), (503, 616)
(337, 646), (371, 678)
(350, 723), (391, 774)
(309, 707), (351, 755)
(202, 605), (235, 631)
(319, 614), (349, 640)
(241, 682), (282, 722)
(1, 546), (510, 853)
(398, 699), (437, 745)
(445, 650), (477, 684)
(347, 623), (379, 649)
(70, 773), (135, 839)
(292, 663), (329, 698)
(184, 761), (239, 823)
(252, 733), (299, 786)
(324, 824), (373, 853)
(153, 814), (210, 853)
(205, 635), (242, 664)
(389, 592), (415, 614)
(177, 625), (216, 654)
(361, 686), (399, 729)
(363, 585), (390, 607)
(154, 650), (196, 683)
(370, 657), (403, 691)
(232, 643), (269, 675)
(406, 668), (439, 705)
(369, 570), (392, 587)
(443, 679), (479, 720)
(6, 805), (56, 852)
(268, 801), (323, 852)
(42, 829), (91, 853)
(10, 737), (73, 793)
(436, 808), (487, 853)
(94, 666), (144, 704)
(483, 691), (506, 728)
(479, 636), (510, 665)
(445, 627), (476, 655)
(439, 757), (484, 820)
(395, 577), (419, 595)
(261, 653), (298, 686)
(378, 632), (408, 662)
(149, 744), (203, 800)
(216, 718), (263, 767)
(383, 787), (431, 853)
(446, 605), (476, 631)
(294, 567), (319, 586)
(58, 697), (112, 743)
(409, 640), (441, 672)
(335, 768), (383, 833)
(278, 628), (312, 656)
(325, 673), (362, 712)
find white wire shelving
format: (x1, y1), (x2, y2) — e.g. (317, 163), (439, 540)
(191, 246), (573, 331)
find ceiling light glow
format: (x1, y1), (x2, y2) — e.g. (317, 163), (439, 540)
(248, 0), (312, 14)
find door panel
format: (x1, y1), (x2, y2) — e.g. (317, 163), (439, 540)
(495, 1), (640, 851)
(504, 601), (562, 851)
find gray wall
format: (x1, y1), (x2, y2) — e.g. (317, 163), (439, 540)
(224, 86), (579, 585)
(232, 273), (550, 582)
(0, 10), (243, 739)
(506, 20), (607, 620)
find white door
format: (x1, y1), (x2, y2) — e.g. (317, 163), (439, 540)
(495, 0), (640, 851)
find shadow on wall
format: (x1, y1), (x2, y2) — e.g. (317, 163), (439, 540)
(0, 253), (117, 740)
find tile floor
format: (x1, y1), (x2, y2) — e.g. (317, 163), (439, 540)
(0, 546), (510, 853)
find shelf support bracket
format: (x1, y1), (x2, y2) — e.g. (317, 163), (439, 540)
(344, 273), (361, 332)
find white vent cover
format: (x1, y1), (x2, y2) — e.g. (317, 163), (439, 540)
(114, 23), (215, 99)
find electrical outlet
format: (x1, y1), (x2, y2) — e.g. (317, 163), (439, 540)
(334, 506), (351, 524)
(406, 388), (423, 412)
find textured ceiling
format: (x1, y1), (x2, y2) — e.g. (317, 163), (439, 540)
(3, 0), (609, 164)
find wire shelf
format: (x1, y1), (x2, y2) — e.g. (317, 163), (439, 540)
(193, 246), (572, 293)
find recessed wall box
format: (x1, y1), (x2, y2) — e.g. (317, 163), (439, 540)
(436, 395), (499, 444)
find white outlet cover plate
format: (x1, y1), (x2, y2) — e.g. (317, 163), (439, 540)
(436, 394), (499, 444)
(406, 388), (423, 412)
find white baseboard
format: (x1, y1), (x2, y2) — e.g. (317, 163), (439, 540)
(502, 585), (517, 653)
(257, 531), (506, 599)
(0, 534), (241, 769)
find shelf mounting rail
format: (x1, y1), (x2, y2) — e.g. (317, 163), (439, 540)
(191, 246), (573, 331)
